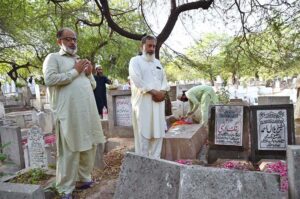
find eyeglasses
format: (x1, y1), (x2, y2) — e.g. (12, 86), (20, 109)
(60, 37), (77, 42)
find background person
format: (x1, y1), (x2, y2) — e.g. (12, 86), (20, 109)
(185, 85), (219, 126)
(93, 65), (112, 118)
(43, 27), (105, 199)
(129, 35), (169, 158)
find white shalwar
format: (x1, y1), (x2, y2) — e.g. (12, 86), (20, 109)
(43, 49), (105, 194)
(129, 55), (169, 158)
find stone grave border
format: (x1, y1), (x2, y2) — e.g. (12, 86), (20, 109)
(0, 167), (56, 199)
(250, 104), (295, 163)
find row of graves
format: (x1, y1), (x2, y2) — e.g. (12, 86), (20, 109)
(0, 80), (299, 198)
(106, 84), (300, 198)
(0, 84), (60, 199)
(0, 83), (110, 198)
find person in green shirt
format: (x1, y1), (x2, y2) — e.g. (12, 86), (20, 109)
(185, 85), (219, 126)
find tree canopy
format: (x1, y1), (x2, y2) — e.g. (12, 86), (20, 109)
(0, 0), (299, 84)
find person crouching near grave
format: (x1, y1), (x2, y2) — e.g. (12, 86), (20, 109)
(43, 27), (105, 199)
(129, 35), (169, 158)
(185, 85), (219, 127)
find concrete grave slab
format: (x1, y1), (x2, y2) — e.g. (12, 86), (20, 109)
(114, 153), (282, 199)
(0, 126), (25, 168)
(178, 166), (281, 199)
(161, 124), (207, 161)
(0, 182), (45, 199)
(114, 152), (183, 199)
(287, 145), (300, 199)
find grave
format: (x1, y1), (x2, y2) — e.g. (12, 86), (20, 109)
(0, 102), (5, 119)
(114, 152), (282, 199)
(287, 145), (300, 199)
(0, 126), (25, 168)
(114, 152), (182, 199)
(36, 111), (54, 134)
(250, 104), (295, 163)
(107, 90), (133, 138)
(176, 83), (199, 98)
(208, 105), (250, 164)
(179, 166), (281, 199)
(27, 126), (48, 168)
(5, 110), (37, 129)
(0, 182), (45, 199)
(168, 85), (177, 101)
(258, 96), (290, 105)
(161, 124), (207, 161)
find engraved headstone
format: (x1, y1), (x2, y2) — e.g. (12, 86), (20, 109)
(115, 96), (132, 126)
(27, 126), (47, 168)
(250, 104), (295, 163)
(208, 105), (250, 164)
(107, 90), (133, 137)
(214, 106), (243, 146)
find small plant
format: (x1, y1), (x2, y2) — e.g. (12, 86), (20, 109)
(0, 142), (11, 162)
(10, 168), (51, 185)
(216, 87), (230, 104)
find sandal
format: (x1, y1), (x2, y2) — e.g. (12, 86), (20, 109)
(75, 181), (94, 190)
(61, 193), (72, 199)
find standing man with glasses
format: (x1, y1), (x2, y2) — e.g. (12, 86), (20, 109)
(129, 35), (169, 158)
(43, 27), (105, 199)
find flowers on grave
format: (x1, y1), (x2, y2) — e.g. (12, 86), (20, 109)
(176, 159), (193, 165)
(171, 118), (193, 128)
(221, 160), (254, 171)
(265, 161), (288, 192)
(175, 159), (204, 165)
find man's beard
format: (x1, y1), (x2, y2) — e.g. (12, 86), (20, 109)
(61, 43), (77, 55)
(142, 51), (155, 62)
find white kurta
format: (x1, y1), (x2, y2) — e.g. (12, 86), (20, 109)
(43, 50), (105, 152)
(129, 55), (169, 139)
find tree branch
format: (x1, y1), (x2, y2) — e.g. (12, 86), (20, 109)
(96, 0), (146, 40)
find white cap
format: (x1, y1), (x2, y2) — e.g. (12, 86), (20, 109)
(95, 64), (102, 69)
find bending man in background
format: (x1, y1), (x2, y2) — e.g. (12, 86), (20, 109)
(185, 85), (219, 126)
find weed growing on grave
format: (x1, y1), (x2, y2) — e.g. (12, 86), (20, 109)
(45, 183), (61, 199)
(10, 168), (52, 185)
(0, 142), (11, 162)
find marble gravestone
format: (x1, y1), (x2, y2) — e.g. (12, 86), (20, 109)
(107, 90), (133, 138)
(27, 126), (47, 168)
(208, 105), (250, 164)
(250, 104), (295, 163)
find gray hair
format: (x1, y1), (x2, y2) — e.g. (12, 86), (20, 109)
(141, 35), (157, 44)
(56, 28), (76, 39)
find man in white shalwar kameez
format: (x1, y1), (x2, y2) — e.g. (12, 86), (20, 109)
(43, 28), (105, 199)
(129, 35), (169, 158)
(295, 75), (300, 119)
